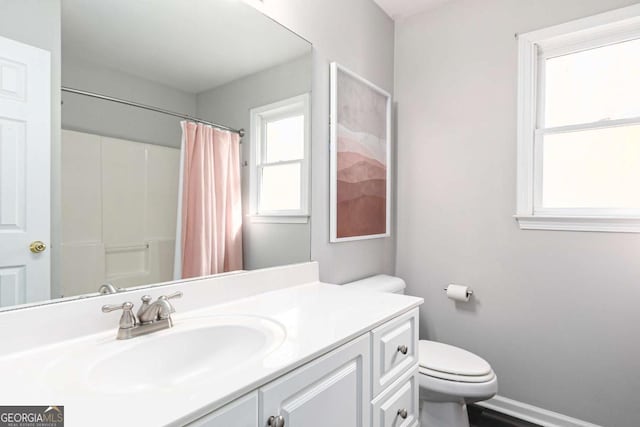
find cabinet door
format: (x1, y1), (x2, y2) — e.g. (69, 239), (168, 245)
(260, 334), (371, 427)
(187, 392), (257, 427)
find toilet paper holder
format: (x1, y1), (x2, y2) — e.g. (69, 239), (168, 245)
(443, 287), (473, 297)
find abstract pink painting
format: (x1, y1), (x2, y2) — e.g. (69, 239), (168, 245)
(330, 63), (391, 242)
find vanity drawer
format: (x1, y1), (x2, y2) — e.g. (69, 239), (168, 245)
(371, 308), (419, 396)
(371, 365), (419, 427)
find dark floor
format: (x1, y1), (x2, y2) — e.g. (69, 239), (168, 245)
(468, 405), (541, 427)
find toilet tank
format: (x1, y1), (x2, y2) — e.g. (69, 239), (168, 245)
(342, 274), (406, 294)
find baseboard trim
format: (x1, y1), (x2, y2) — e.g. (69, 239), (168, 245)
(476, 395), (602, 427)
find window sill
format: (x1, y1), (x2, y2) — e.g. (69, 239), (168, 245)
(249, 215), (309, 224)
(514, 215), (640, 233)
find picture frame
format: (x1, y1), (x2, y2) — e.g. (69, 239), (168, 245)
(330, 62), (391, 242)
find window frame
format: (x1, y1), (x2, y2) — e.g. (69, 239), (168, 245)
(515, 4), (640, 232)
(249, 93), (310, 223)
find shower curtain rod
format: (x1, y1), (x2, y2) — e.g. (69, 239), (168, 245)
(62, 86), (245, 138)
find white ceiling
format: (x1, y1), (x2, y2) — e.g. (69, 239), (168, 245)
(62, 0), (311, 93)
(373, 0), (452, 19)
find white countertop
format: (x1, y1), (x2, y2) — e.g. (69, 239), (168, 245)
(0, 282), (422, 427)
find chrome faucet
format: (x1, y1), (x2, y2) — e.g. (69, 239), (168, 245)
(102, 291), (183, 340)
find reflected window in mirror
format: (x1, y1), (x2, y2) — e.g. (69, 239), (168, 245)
(250, 94), (310, 223)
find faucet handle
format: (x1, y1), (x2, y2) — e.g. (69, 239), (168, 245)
(102, 301), (133, 313)
(160, 291), (183, 301)
(102, 301), (137, 329)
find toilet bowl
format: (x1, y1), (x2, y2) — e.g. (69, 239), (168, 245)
(418, 340), (497, 427)
(342, 275), (498, 427)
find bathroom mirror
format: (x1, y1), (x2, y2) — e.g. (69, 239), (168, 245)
(0, 0), (312, 311)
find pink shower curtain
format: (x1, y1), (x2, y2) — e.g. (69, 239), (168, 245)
(180, 121), (243, 278)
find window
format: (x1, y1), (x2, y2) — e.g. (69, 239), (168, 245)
(249, 94), (310, 222)
(516, 4), (640, 232)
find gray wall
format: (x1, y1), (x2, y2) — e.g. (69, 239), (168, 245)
(258, 0), (396, 284)
(0, 0), (62, 297)
(395, 1), (640, 425)
(62, 57), (196, 147)
(197, 55), (312, 270)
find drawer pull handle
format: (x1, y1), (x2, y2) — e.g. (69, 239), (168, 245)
(397, 344), (408, 355)
(397, 408), (408, 419)
(268, 415), (285, 427)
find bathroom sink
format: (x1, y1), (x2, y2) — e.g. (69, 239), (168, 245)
(45, 315), (286, 394)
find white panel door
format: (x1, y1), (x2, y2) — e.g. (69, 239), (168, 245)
(0, 36), (51, 307)
(260, 334), (371, 427)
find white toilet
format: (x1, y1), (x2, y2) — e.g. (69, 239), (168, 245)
(343, 275), (498, 427)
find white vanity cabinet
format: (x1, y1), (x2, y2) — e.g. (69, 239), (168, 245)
(186, 308), (419, 427)
(260, 334), (370, 427)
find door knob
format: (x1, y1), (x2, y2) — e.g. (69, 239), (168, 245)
(29, 241), (47, 253)
(397, 408), (408, 419)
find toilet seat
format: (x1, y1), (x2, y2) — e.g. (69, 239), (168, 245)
(418, 340), (495, 383)
(419, 366), (495, 383)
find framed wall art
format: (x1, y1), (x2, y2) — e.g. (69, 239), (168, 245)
(330, 62), (391, 242)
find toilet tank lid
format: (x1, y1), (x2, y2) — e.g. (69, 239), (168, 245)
(342, 274), (406, 293)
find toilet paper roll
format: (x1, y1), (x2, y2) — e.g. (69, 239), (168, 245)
(446, 284), (472, 302)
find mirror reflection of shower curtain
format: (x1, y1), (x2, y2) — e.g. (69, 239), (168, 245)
(173, 121), (243, 279)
